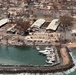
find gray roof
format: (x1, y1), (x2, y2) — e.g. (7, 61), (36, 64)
(0, 18), (9, 27)
(46, 19), (60, 30)
(31, 19), (45, 28)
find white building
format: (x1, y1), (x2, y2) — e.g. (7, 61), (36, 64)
(25, 32), (60, 45)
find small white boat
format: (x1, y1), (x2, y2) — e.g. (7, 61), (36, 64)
(47, 56), (52, 60)
(39, 50), (50, 55)
(36, 46), (40, 50)
(46, 59), (53, 64)
(47, 55), (55, 60)
(43, 51), (51, 55)
(45, 46), (54, 51)
(45, 46), (51, 50)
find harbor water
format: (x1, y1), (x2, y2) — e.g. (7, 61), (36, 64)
(0, 46), (46, 65)
(0, 46), (76, 75)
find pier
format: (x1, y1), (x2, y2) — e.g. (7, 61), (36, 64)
(54, 46), (60, 65)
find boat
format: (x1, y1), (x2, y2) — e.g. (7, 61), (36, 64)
(39, 50), (50, 55)
(47, 55), (55, 59)
(39, 46), (55, 55)
(46, 55), (55, 59)
(45, 46), (51, 50)
(47, 56), (52, 60)
(46, 56), (55, 63)
(45, 46), (54, 51)
(46, 52), (55, 57)
(36, 46), (40, 50)
(43, 51), (51, 55)
(46, 59), (53, 64)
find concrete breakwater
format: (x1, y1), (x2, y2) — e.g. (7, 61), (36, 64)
(0, 46), (74, 74)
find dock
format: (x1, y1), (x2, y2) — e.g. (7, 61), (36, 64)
(54, 46), (60, 65)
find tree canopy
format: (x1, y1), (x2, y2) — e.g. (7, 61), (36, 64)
(59, 15), (74, 43)
(15, 19), (30, 32)
(60, 15), (73, 26)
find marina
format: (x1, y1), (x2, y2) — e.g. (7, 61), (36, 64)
(38, 46), (57, 64)
(0, 45), (74, 74)
(0, 46), (60, 66)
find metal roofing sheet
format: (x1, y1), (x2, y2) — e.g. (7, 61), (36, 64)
(31, 19), (45, 28)
(0, 18), (9, 27)
(46, 19), (60, 30)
